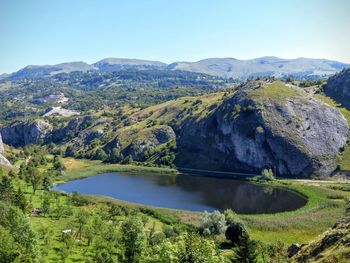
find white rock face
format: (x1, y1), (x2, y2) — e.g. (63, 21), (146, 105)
(0, 133), (4, 154)
(1, 119), (52, 147)
(0, 133), (12, 168)
(177, 84), (349, 178)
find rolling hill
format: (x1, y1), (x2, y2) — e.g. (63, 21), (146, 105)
(3, 56), (349, 80)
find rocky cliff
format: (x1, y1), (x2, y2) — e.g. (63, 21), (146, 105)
(176, 82), (348, 177)
(1, 120), (52, 147)
(0, 134), (12, 168)
(105, 125), (176, 161)
(324, 68), (350, 109)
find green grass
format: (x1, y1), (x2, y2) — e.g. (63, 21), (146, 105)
(154, 179), (349, 245)
(240, 180), (348, 244)
(57, 161), (179, 183)
(247, 81), (303, 104)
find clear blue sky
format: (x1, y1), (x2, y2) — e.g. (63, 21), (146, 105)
(1, 0), (349, 73)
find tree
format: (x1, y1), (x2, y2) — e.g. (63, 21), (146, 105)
(200, 210), (227, 235)
(261, 168), (274, 181)
(107, 148), (123, 163)
(92, 249), (114, 263)
(0, 205), (38, 261)
(94, 149), (108, 161)
(12, 188), (27, 212)
(122, 155), (133, 164)
(59, 231), (74, 263)
(41, 193), (51, 214)
(84, 222), (94, 246)
(121, 215), (146, 263)
(0, 175), (13, 201)
(8, 170), (16, 179)
(231, 235), (257, 263)
(75, 210), (88, 240)
(178, 233), (224, 263)
(0, 226), (19, 263)
(27, 168), (42, 193)
(42, 175), (52, 191)
(65, 145), (74, 157)
(145, 241), (179, 263)
(225, 221), (248, 246)
(224, 209), (240, 224)
(53, 155), (65, 171)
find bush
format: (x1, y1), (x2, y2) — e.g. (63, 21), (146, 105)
(261, 168), (275, 181)
(200, 210), (227, 235)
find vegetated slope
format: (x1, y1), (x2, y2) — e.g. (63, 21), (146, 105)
(168, 57), (349, 79)
(324, 68), (350, 109)
(1, 80), (348, 178)
(292, 217), (350, 262)
(9, 62), (94, 79)
(0, 69), (231, 124)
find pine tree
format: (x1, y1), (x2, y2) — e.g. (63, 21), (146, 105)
(0, 175), (13, 201)
(232, 235), (257, 263)
(12, 187), (27, 212)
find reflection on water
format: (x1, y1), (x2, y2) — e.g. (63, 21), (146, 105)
(53, 173), (307, 214)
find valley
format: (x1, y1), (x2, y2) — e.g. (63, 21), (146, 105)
(2, 1), (350, 261)
(1, 64), (350, 262)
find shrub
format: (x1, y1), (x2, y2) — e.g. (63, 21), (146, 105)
(200, 210), (227, 235)
(261, 168), (275, 181)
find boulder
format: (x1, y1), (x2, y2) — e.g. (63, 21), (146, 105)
(287, 243), (302, 258)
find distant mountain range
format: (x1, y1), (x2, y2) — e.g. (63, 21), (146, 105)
(2, 56), (349, 80)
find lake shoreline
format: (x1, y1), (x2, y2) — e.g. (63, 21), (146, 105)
(52, 158), (349, 244)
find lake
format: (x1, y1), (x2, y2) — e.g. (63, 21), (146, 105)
(53, 173), (307, 214)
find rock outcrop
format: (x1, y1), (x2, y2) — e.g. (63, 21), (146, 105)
(176, 82), (349, 177)
(324, 68), (350, 109)
(0, 134), (4, 154)
(0, 134), (12, 168)
(106, 125), (176, 161)
(292, 217), (350, 262)
(51, 116), (95, 143)
(1, 120), (52, 147)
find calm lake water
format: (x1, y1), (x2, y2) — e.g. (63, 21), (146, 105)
(53, 173), (307, 214)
